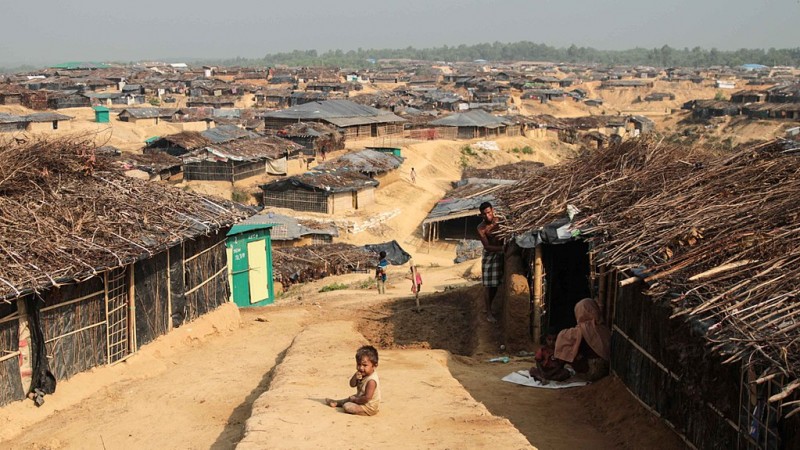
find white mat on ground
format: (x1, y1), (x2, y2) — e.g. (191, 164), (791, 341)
(502, 370), (589, 389)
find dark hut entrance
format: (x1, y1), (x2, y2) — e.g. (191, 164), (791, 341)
(540, 240), (591, 334)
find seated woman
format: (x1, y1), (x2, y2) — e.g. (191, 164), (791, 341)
(539, 298), (611, 382)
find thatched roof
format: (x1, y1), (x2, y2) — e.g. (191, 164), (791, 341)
(261, 169), (379, 193)
(497, 138), (800, 408)
(462, 161), (544, 181)
(182, 136), (303, 163)
(272, 243), (375, 284)
(315, 149), (403, 174)
(147, 131), (211, 150)
(0, 138), (253, 300)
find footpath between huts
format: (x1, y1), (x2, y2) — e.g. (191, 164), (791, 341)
(237, 321), (533, 450)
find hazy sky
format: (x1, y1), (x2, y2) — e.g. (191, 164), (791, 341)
(1, 0), (798, 66)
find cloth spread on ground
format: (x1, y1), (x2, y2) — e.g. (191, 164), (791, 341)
(501, 370), (588, 389)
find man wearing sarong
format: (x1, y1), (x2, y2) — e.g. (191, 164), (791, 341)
(477, 202), (504, 323)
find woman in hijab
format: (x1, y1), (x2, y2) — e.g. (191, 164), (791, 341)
(553, 298), (611, 381)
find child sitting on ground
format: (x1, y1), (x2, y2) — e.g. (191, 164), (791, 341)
(529, 332), (570, 384)
(326, 345), (381, 416)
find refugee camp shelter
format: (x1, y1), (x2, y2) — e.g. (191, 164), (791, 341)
(117, 108), (177, 125)
(181, 135), (303, 182)
(23, 112), (74, 132)
(497, 138), (800, 449)
(429, 109), (513, 139)
(260, 169), (379, 214)
(257, 211), (338, 247)
(0, 139), (251, 407)
(144, 131), (213, 157)
(315, 148), (404, 183)
(422, 178), (514, 243)
(226, 220), (275, 307)
(263, 99), (405, 140)
(276, 121), (345, 158)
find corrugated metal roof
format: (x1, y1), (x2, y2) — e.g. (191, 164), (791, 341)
(200, 124), (259, 144)
(429, 110), (511, 127)
(263, 99), (404, 124)
(423, 179), (515, 223)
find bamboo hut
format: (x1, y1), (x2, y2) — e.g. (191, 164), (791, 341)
(496, 137), (800, 449)
(0, 138), (252, 407)
(181, 136), (303, 182)
(260, 169), (379, 214)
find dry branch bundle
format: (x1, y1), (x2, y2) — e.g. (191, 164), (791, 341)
(0, 137), (252, 300)
(497, 137), (800, 385)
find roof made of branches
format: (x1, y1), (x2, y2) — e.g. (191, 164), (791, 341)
(497, 137), (800, 396)
(0, 138), (252, 300)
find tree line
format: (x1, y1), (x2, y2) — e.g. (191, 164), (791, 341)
(206, 41), (800, 69)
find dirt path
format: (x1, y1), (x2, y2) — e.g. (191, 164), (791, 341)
(0, 133), (687, 449)
(1, 277), (684, 450)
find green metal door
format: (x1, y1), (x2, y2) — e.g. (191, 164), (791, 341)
(229, 242), (251, 306)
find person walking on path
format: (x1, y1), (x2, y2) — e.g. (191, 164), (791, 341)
(477, 201), (504, 323)
(410, 167), (417, 184)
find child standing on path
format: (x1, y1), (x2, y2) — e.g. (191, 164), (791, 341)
(326, 346), (381, 416)
(376, 251), (388, 294)
(410, 263), (423, 311)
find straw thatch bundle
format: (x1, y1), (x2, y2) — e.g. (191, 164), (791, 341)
(498, 137), (800, 411)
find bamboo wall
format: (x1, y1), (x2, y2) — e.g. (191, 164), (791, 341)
(612, 279), (742, 449)
(183, 232), (229, 321)
(0, 301), (25, 406)
(39, 276), (108, 381)
(0, 230), (233, 406)
(263, 189), (328, 213)
(134, 252), (170, 349)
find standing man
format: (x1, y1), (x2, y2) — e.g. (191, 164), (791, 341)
(477, 201), (504, 323)
(410, 167), (417, 184)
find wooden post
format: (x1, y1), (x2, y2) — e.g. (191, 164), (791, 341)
(532, 245), (543, 342)
(128, 265), (137, 352)
(597, 264), (607, 314)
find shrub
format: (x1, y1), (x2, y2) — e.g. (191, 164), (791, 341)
(319, 282), (348, 293)
(354, 277), (375, 289)
(231, 189), (250, 203)
(521, 146), (534, 154)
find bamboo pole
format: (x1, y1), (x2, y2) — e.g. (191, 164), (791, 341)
(167, 248), (173, 332)
(532, 245), (543, 341)
(128, 265), (137, 353)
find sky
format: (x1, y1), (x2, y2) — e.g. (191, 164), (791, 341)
(1, 0), (798, 66)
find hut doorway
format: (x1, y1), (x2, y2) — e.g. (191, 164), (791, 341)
(541, 240), (591, 334)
